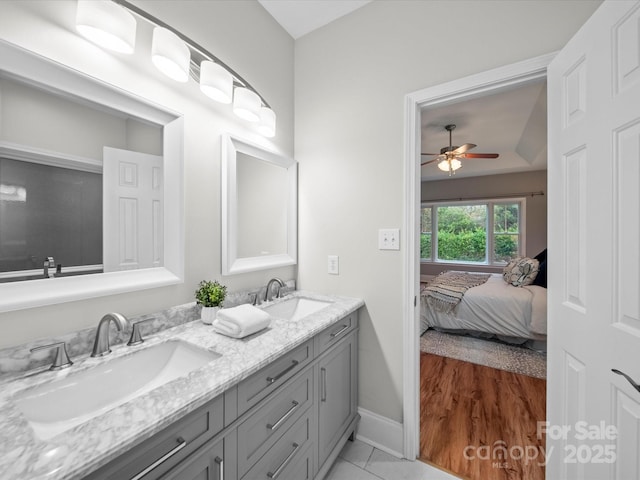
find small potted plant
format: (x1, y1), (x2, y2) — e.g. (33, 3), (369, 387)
(195, 280), (227, 325)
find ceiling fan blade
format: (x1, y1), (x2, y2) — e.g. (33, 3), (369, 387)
(451, 143), (476, 155)
(461, 153), (500, 159)
(420, 153), (440, 156)
(421, 156), (442, 166)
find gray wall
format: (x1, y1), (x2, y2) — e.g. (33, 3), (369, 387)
(0, 77), (162, 158)
(294, 1), (599, 423)
(0, 0), (294, 347)
(420, 170), (547, 276)
(0, 159), (102, 273)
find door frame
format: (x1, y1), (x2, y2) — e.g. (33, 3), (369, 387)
(402, 52), (556, 459)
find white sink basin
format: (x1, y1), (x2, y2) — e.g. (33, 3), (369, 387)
(263, 296), (333, 322)
(14, 340), (220, 440)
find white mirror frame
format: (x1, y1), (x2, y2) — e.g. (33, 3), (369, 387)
(221, 134), (297, 275)
(0, 40), (184, 313)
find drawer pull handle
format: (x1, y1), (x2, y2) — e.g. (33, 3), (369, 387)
(267, 360), (299, 385)
(267, 400), (300, 431)
(215, 456), (224, 480)
(329, 324), (349, 339)
(321, 367), (327, 402)
(267, 442), (300, 479)
(130, 437), (187, 480)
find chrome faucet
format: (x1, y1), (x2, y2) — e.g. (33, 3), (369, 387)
(264, 278), (285, 302)
(43, 256), (55, 278)
(91, 313), (129, 357)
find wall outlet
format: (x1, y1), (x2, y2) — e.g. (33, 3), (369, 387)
(328, 255), (339, 275)
(378, 228), (400, 250)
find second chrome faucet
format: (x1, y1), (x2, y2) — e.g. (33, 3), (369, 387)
(91, 313), (129, 357)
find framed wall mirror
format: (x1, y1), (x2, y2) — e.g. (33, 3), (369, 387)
(222, 134), (297, 275)
(0, 40), (184, 312)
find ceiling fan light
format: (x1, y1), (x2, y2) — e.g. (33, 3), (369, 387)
(152, 27), (190, 83)
(438, 159), (450, 172)
(200, 61), (233, 104)
(233, 87), (261, 122)
(76, 0), (136, 54)
(257, 107), (276, 137)
(450, 158), (462, 170)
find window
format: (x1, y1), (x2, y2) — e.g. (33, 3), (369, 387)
(420, 198), (525, 266)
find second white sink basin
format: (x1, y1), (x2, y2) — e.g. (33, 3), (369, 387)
(14, 340), (220, 440)
(263, 296), (333, 322)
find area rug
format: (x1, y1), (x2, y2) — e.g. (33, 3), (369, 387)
(420, 329), (546, 379)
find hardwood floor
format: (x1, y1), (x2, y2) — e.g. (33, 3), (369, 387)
(419, 352), (546, 480)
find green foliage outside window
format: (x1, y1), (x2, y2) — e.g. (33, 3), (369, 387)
(420, 203), (520, 263)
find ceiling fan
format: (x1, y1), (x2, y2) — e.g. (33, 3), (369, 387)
(421, 124), (499, 175)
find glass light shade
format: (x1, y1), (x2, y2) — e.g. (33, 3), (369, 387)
(76, 0), (136, 54)
(152, 27), (190, 83)
(233, 87), (261, 122)
(438, 158), (462, 172)
(257, 107), (276, 137)
(199, 61), (233, 104)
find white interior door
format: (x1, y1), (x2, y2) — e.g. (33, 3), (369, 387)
(547, 1), (640, 479)
(103, 147), (163, 272)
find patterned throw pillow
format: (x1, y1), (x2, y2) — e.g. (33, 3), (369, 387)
(505, 257), (540, 287)
(502, 256), (523, 283)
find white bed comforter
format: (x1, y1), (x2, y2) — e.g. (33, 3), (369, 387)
(420, 273), (547, 339)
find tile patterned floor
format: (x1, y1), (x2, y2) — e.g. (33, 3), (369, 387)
(326, 439), (460, 480)
(420, 329), (546, 379)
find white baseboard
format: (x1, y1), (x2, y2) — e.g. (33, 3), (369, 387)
(355, 407), (404, 458)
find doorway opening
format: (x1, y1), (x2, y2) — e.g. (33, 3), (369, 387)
(401, 53), (555, 468)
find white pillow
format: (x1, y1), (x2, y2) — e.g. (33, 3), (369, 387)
(505, 257), (540, 287)
(502, 256), (523, 283)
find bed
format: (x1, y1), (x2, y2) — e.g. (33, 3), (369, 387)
(420, 273), (547, 344)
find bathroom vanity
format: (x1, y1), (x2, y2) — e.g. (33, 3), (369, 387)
(0, 292), (363, 480)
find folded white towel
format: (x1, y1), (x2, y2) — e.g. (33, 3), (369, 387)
(212, 304), (271, 339)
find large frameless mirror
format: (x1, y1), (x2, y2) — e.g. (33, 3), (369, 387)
(221, 134), (297, 275)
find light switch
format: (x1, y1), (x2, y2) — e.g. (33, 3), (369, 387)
(378, 228), (400, 250)
(328, 255), (339, 275)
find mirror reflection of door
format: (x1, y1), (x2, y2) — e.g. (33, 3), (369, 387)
(102, 147), (163, 272)
(0, 75), (163, 282)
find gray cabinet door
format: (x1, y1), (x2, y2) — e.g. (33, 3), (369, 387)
(317, 332), (357, 468)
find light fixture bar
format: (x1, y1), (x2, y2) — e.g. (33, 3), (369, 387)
(112, 0), (270, 109)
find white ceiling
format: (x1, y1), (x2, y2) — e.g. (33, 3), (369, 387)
(258, 0), (372, 39)
(421, 80), (547, 181)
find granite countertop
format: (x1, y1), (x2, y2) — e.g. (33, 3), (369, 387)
(0, 291), (364, 480)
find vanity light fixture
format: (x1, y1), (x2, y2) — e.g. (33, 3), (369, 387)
(233, 87), (261, 122)
(200, 60), (233, 104)
(75, 0), (136, 54)
(75, 0), (276, 136)
(151, 27), (190, 83)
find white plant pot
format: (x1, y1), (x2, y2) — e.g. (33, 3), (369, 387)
(201, 306), (220, 325)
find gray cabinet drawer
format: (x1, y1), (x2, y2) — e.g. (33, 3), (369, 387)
(160, 435), (227, 480)
(276, 443), (314, 480)
(242, 409), (314, 480)
(236, 339), (313, 415)
(314, 312), (357, 355)
(237, 367), (313, 477)
(86, 395), (224, 480)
